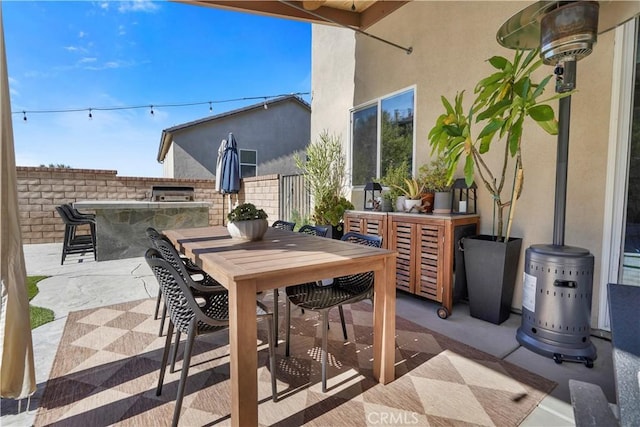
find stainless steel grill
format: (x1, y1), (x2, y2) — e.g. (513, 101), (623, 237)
(150, 186), (195, 202)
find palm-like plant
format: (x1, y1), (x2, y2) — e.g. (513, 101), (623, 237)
(429, 48), (565, 240)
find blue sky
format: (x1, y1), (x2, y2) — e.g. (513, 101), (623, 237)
(3, 0), (311, 177)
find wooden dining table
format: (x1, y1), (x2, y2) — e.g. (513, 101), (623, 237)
(163, 225), (397, 427)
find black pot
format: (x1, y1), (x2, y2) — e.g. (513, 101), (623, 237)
(463, 234), (523, 324)
(325, 223), (344, 240)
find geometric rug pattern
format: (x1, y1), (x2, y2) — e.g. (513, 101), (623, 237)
(35, 297), (555, 426)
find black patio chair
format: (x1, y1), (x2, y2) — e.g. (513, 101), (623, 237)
(271, 220), (295, 231)
(152, 235), (227, 372)
(146, 227), (222, 333)
(145, 248), (277, 427)
(298, 224), (329, 237)
(284, 231), (382, 392)
(55, 205), (96, 265)
(63, 203), (96, 221)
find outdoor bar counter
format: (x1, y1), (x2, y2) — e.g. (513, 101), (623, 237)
(74, 200), (211, 261)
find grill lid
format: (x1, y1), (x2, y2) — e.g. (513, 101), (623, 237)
(151, 185), (195, 202)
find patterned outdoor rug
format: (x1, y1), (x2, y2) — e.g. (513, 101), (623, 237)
(35, 297), (555, 426)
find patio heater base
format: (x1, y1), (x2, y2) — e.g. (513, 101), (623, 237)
(516, 244), (597, 368)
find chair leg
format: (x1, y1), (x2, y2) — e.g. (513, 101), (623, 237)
(159, 304), (167, 337)
(156, 321), (174, 396)
(89, 222), (97, 260)
(265, 313), (277, 402)
(285, 299), (291, 357)
(172, 324), (196, 427)
(273, 288), (279, 347)
(338, 305), (348, 340)
(154, 289), (162, 320)
(170, 331), (182, 374)
(321, 310), (329, 393)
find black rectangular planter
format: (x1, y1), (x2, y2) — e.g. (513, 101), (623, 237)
(463, 235), (523, 324)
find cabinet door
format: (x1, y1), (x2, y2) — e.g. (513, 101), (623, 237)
(390, 221), (415, 293)
(416, 223), (445, 301)
(344, 213), (387, 247)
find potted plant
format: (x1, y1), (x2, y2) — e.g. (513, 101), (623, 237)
(227, 202), (269, 241)
(379, 161), (411, 212)
(418, 156), (451, 213)
(391, 177), (424, 212)
(295, 130), (354, 239)
(428, 48), (564, 324)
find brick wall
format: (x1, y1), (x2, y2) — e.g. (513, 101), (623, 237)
(17, 167), (283, 244)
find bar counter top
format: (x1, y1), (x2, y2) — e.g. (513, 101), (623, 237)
(75, 200), (212, 209)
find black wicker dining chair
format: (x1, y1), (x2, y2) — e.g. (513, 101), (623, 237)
(298, 224), (329, 237)
(145, 248), (277, 427)
(152, 235), (228, 372)
(284, 231), (382, 392)
(146, 226), (224, 336)
(271, 220), (295, 231)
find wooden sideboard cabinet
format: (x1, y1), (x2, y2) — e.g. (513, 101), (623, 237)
(343, 210), (479, 318)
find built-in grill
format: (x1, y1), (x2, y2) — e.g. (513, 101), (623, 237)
(150, 186), (195, 202)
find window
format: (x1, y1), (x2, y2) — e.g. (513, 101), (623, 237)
(240, 149), (257, 178)
(351, 88), (415, 186)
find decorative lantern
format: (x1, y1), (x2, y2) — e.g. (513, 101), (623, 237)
(364, 182), (382, 210)
(451, 178), (477, 214)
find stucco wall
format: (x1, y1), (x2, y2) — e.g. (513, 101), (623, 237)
(170, 101), (310, 179)
(17, 167), (282, 244)
(311, 1), (617, 324)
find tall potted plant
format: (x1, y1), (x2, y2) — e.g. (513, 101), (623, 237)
(428, 48), (564, 324)
(295, 130), (354, 239)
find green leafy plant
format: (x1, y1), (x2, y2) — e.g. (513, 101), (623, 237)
(313, 194), (354, 226)
(227, 202), (267, 222)
(295, 130), (353, 226)
(418, 156), (450, 192)
(429, 48), (565, 240)
(378, 161), (411, 203)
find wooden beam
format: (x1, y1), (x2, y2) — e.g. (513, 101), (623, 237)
(359, 0), (409, 30)
(179, 0), (361, 28)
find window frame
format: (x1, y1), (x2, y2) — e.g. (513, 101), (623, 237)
(349, 85), (417, 188)
(239, 149), (258, 178)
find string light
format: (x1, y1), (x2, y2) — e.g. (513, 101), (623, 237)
(11, 92), (310, 121)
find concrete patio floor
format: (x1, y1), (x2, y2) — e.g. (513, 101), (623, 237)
(1, 243), (615, 426)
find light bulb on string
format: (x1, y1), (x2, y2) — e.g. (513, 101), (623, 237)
(263, 98), (268, 110)
(351, 1), (356, 11)
(22, 111), (27, 122)
(150, 105), (154, 115)
(88, 109), (93, 120)
(209, 102), (213, 113)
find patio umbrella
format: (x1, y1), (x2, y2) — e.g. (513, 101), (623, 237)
(219, 132), (241, 218)
(0, 6), (36, 401)
(214, 138), (225, 193)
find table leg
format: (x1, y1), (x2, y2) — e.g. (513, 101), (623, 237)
(372, 255), (396, 384)
(229, 279), (258, 426)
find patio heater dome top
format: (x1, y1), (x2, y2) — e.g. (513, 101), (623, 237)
(497, 1), (599, 65)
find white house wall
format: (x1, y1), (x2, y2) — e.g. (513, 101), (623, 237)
(311, 1), (616, 326)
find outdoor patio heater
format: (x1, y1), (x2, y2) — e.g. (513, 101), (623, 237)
(497, 1), (599, 367)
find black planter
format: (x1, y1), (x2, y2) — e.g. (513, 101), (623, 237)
(325, 223), (344, 240)
(463, 234), (523, 324)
